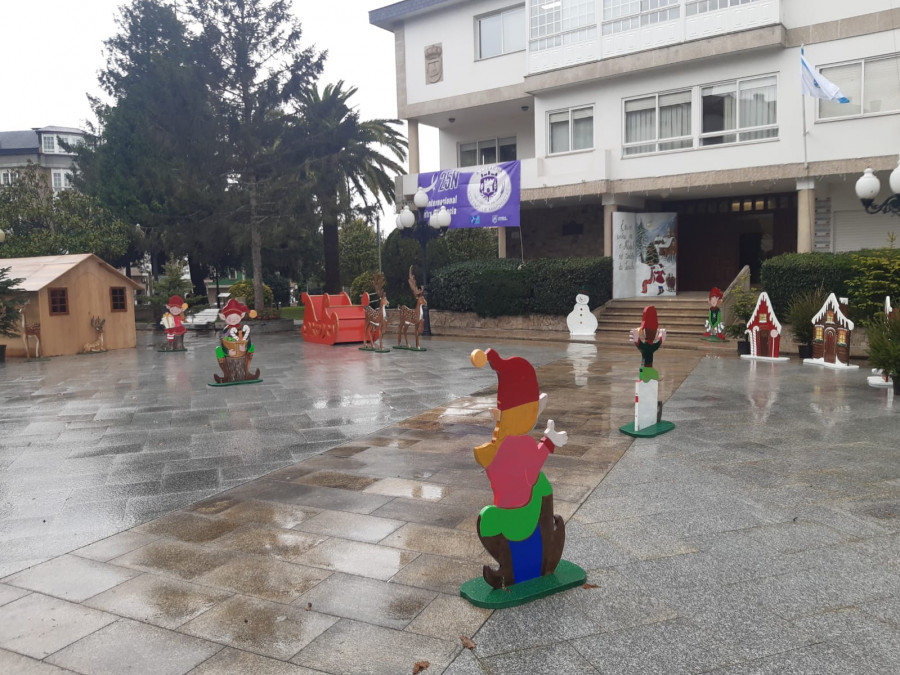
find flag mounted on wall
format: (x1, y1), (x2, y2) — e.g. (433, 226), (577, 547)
(801, 48), (850, 103)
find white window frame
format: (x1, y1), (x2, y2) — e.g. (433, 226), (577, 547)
(42, 135), (56, 153)
(817, 53), (900, 121)
(476, 4), (526, 60)
(623, 89), (693, 156)
(602, 0), (680, 36)
(530, 0), (596, 52)
(685, 0), (759, 17)
(459, 137), (517, 167)
(51, 170), (73, 191)
(548, 105), (594, 155)
(700, 74), (778, 146)
(0, 170), (17, 186)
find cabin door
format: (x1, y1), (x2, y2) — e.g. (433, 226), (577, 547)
(757, 329), (770, 357)
(824, 328), (837, 363)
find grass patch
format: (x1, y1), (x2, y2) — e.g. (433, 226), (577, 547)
(279, 306), (304, 320)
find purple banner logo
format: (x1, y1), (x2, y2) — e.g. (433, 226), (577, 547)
(417, 160), (520, 229)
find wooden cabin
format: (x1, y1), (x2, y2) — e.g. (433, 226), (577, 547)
(811, 293), (854, 365)
(745, 291), (783, 358)
(0, 254), (142, 358)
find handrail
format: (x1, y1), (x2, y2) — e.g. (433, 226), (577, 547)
(722, 265), (751, 327)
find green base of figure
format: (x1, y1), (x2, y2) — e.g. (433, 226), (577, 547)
(700, 335), (728, 342)
(460, 560), (587, 609)
(619, 420), (675, 438)
(157, 348), (188, 352)
(392, 345), (427, 352)
(208, 378), (263, 387)
(24, 357), (51, 362)
(359, 347), (391, 353)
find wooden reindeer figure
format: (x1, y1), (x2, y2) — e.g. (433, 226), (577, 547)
(83, 315), (107, 353)
(363, 272), (390, 351)
(21, 315), (41, 359)
(396, 266), (427, 350)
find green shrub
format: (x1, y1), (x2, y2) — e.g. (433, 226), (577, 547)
(786, 285), (827, 346)
(429, 259), (520, 313)
(0, 267), (26, 338)
(228, 280), (273, 309)
(350, 270), (378, 305)
(470, 266), (531, 318)
(760, 252), (855, 311)
(725, 285), (757, 340)
(867, 313), (900, 378)
(846, 249), (900, 324)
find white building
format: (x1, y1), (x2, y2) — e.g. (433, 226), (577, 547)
(370, 0), (900, 292)
(0, 126), (84, 192)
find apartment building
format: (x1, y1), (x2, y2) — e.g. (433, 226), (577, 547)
(370, 0), (900, 292)
(0, 126), (84, 192)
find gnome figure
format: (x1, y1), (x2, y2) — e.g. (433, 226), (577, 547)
(703, 287), (726, 340)
(213, 298), (260, 384)
(469, 348), (568, 590)
(160, 295), (188, 350)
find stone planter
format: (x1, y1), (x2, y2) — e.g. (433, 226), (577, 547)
(737, 340), (751, 355)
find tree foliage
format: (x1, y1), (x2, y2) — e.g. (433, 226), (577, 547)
(338, 217), (378, 287)
(0, 267), (27, 338)
(0, 165), (132, 263)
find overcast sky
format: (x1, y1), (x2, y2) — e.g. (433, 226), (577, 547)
(0, 0), (438, 224)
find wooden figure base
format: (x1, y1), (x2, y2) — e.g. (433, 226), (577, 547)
(80, 350), (107, 355)
(359, 347), (391, 353)
(208, 379), (263, 387)
(157, 348), (188, 353)
(619, 420), (675, 437)
(393, 345), (427, 352)
(24, 357), (52, 363)
(740, 355), (789, 362)
(460, 559), (586, 609)
(700, 335), (728, 342)
(802, 358), (860, 371)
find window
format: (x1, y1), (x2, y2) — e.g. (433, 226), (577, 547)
(624, 90), (692, 155)
(51, 170), (72, 190)
(685, 0), (759, 17)
(49, 288), (68, 315)
(701, 75), (776, 145)
(0, 170), (16, 186)
(459, 137), (517, 166)
(111, 287), (127, 312)
(42, 135), (56, 153)
(602, 0), (679, 36)
(478, 5), (525, 59)
(819, 54), (900, 119)
(530, 0), (596, 52)
(549, 106), (593, 154)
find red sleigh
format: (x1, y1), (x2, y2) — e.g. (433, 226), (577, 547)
(300, 291), (381, 345)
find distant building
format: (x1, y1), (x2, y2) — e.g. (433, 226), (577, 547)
(0, 126), (85, 192)
(371, 1), (900, 291)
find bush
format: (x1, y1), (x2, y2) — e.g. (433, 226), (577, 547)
(429, 257), (612, 317)
(349, 270), (378, 305)
(0, 266), (26, 338)
(725, 284), (757, 340)
(867, 312), (900, 378)
(228, 280), (274, 309)
(846, 249), (900, 324)
(786, 285), (827, 346)
(760, 252), (855, 312)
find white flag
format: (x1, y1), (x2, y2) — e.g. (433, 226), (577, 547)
(801, 49), (849, 103)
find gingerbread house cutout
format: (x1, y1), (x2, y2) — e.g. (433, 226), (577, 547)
(741, 291), (788, 361)
(805, 293), (858, 370)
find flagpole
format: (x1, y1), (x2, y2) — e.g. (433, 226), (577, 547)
(801, 45), (809, 170)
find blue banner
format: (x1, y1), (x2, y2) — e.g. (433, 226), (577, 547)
(417, 160), (520, 229)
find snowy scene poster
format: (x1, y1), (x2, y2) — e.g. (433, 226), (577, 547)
(612, 213), (677, 299)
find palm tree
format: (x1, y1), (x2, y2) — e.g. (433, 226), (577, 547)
(290, 82), (407, 293)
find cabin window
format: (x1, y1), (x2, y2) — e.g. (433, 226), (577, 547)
(49, 288), (69, 315)
(111, 287), (127, 312)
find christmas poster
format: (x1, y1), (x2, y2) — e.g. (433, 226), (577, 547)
(612, 212), (677, 299)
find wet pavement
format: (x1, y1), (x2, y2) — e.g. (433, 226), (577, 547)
(1, 330), (899, 674)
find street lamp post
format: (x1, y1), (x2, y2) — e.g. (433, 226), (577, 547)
(855, 162), (900, 214)
(395, 187), (451, 337)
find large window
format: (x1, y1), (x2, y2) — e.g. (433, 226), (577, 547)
(459, 138), (517, 166)
(549, 106), (593, 154)
(478, 5), (525, 59)
(701, 75), (777, 145)
(42, 135), (56, 153)
(530, 0), (596, 52)
(0, 170), (16, 186)
(819, 54), (900, 119)
(49, 288), (69, 315)
(685, 0), (759, 16)
(51, 170), (73, 191)
(602, 0), (680, 36)
(624, 90), (692, 155)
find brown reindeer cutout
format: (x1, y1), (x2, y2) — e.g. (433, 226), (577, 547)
(82, 316), (107, 353)
(362, 272), (390, 352)
(22, 316), (42, 359)
(395, 266), (426, 350)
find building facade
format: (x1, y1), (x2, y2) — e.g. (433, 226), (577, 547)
(0, 126), (84, 192)
(370, 0), (900, 291)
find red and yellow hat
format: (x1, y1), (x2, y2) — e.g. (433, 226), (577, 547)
(470, 348), (538, 411)
(221, 298), (249, 318)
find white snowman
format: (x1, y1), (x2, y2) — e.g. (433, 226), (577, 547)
(567, 292), (598, 336)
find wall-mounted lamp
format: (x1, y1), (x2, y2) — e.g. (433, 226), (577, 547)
(855, 163), (900, 214)
(521, 105), (529, 112)
(448, 117), (455, 123)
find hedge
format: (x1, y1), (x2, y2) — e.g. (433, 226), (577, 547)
(760, 253), (855, 312)
(429, 257), (612, 317)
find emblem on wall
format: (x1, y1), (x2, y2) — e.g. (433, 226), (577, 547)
(425, 43), (443, 84)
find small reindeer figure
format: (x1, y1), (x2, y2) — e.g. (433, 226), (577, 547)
(22, 315), (41, 359)
(364, 272), (389, 350)
(396, 266), (427, 349)
(83, 315), (107, 353)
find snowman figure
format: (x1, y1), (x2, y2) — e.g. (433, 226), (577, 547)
(567, 292), (598, 336)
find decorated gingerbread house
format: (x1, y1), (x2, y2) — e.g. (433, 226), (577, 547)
(744, 291), (784, 359)
(810, 293), (854, 366)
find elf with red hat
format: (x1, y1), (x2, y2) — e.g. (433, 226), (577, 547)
(703, 286), (726, 340)
(160, 295), (188, 351)
(212, 298), (260, 384)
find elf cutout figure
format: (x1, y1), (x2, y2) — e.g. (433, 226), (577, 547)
(160, 295), (188, 351)
(460, 348), (586, 608)
(702, 287), (727, 341)
(211, 298), (261, 385)
(621, 305), (675, 437)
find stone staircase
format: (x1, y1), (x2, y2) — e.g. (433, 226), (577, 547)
(594, 292), (734, 353)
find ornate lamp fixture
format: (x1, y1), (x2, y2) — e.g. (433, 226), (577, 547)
(855, 163), (900, 214)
